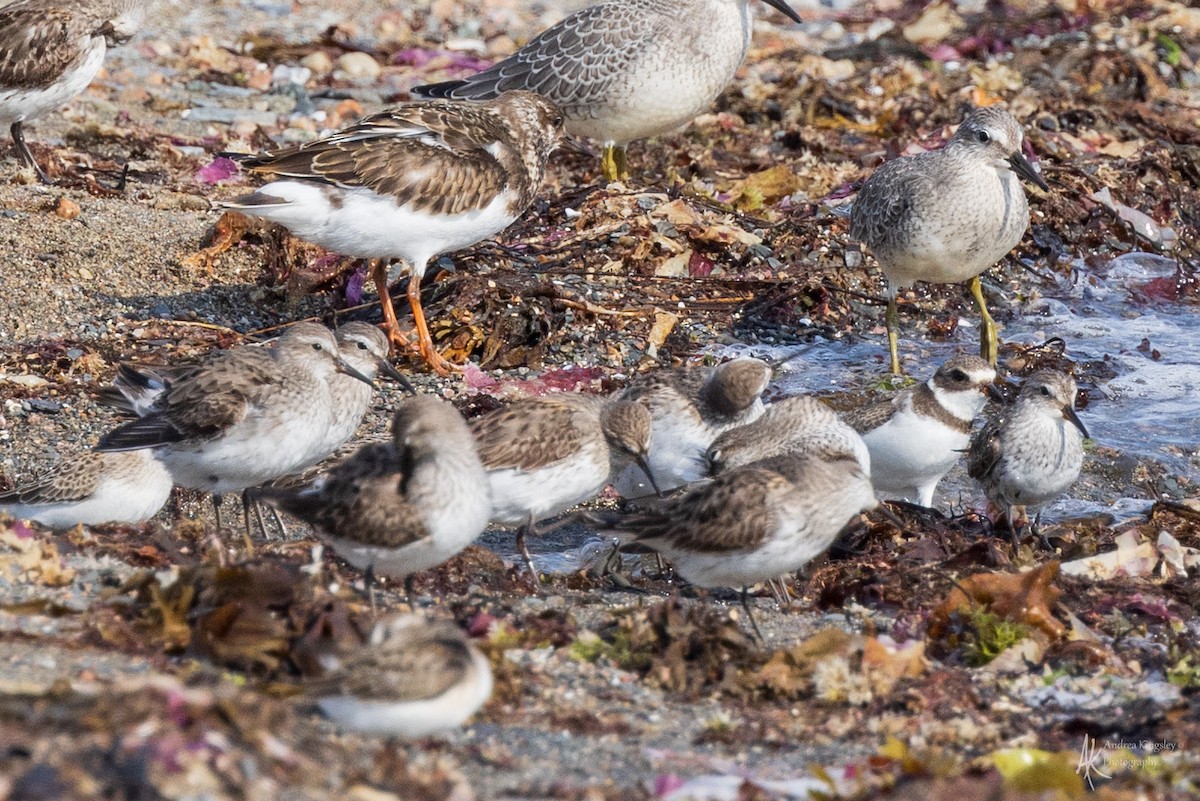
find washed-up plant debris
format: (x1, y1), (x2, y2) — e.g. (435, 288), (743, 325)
(2, 0), (1199, 798)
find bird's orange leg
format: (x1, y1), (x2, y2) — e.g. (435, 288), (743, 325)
(406, 272), (460, 376)
(371, 260), (413, 351)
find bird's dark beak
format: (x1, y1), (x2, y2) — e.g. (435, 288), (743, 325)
(335, 358), (376, 387)
(377, 359), (416, 394)
(760, 0), (803, 24)
(986, 382), (1008, 403)
(1008, 151), (1049, 191)
(1062, 404), (1089, 439)
(635, 455), (664, 498)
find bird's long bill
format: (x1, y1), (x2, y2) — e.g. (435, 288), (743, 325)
(377, 359), (416, 394)
(635, 456), (665, 498)
(1062, 404), (1089, 440)
(336, 358), (376, 387)
(760, 0), (803, 24)
(1008, 152), (1050, 191)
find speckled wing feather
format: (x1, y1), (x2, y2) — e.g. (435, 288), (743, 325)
(0, 1), (101, 90)
(416, 2), (663, 108)
(310, 626), (471, 702)
(617, 466), (792, 553)
(95, 349), (278, 450)
(849, 154), (937, 250)
(966, 413), (1004, 482)
(233, 103), (513, 216)
(470, 401), (585, 472)
(270, 442), (431, 548)
(0, 450), (102, 504)
(841, 395), (900, 434)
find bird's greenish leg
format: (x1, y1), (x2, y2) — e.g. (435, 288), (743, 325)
(970, 276), (999, 366)
(886, 294), (902, 375)
(601, 145), (619, 182)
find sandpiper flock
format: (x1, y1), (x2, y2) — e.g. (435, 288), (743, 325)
(0, 0), (1112, 739)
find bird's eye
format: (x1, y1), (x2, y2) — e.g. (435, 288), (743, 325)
(976, 130), (991, 144)
(1039, 385), (1051, 397)
(357, 342), (368, 350)
(950, 369), (967, 382)
(553, 114), (564, 127)
(312, 343), (323, 351)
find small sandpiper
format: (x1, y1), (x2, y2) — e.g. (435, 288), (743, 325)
(706, 395), (871, 477)
(413, 0), (802, 181)
(221, 92), (564, 375)
(842, 354), (995, 508)
(311, 614), (493, 738)
(967, 370), (1088, 544)
(254, 396), (492, 594)
(0, 0), (146, 182)
(0, 448), (172, 529)
(849, 106), (1049, 374)
(94, 322), (374, 537)
(613, 357), (771, 498)
(595, 449), (876, 639)
(470, 393), (659, 582)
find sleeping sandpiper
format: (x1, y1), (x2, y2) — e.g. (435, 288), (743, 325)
(254, 396), (492, 594)
(94, 323), (374, 541)
(0, 0), (145, 182)
(311, 614), (492, 738)
(0, 448), (172, 529)
(613, 357), (770, 498)
(842, 354), (995, 508)
(595, 449), (876, 639)
(413, 0), (802, 181)
(706, 395), (871, 477)
(470, 393), (658, 582)
(221, 92), (564, 374)
(967, 370), (1088, 544)
(849, 107), (1049, 374)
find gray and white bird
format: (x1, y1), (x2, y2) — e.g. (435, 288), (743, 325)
(0, 0), (146, 182)
(967, 370), (1088, 543)
(311, 614), (493, 738)
(254, 396), (492, 590)
(0, 448), (171, 529)
(842, 354), (996, 507)
(221, 92), (564, 374)
(849, 107), (1049, 374)
(471, 393), (658, 582)
(613, 357), (770, 497)
(94, 323), (374, 536)
(413, 0), (802, 181)
(706, 395), (871, 477)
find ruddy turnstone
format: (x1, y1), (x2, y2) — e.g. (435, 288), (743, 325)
(849, 107), (1049, 374)
(0, 448), (171, 529)
(0, 0), (145, 182)
(613, 357), (770, 498)
(94, 322), (374, 539)
(596, 449), (876, 638)
(221, 92), (564, 375)
(706, 395), (871, 476)
(414, 0), (802, 181)
(470, 393), (658, 582)
(967, 370), (1088, 544)
(254, 396), (491, 593)
(842, 354), (995, 507)
(311, 614), (492, 738)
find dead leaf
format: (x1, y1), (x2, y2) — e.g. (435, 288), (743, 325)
(0, 526), (76, 587)
(930, 562), (1066, 640)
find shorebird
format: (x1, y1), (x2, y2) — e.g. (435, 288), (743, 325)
(613, 357), (770, 498)
(967, 370), (1088, 544)
(221, 92), (564, 374)
(0, 0), (145, 182)
(254, 396), (492, 594)
(94, 323), (374, 540)
(849, 106), (1049, 374)
(412, 0), (803, 181)
(842, 354), (995, 507)
(470, 394), (658, 582)
(311, 614), (493, 738)
(595, 449), (876, 639)
(707, 395), (871, 476)
(0, 448), (172, 529)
